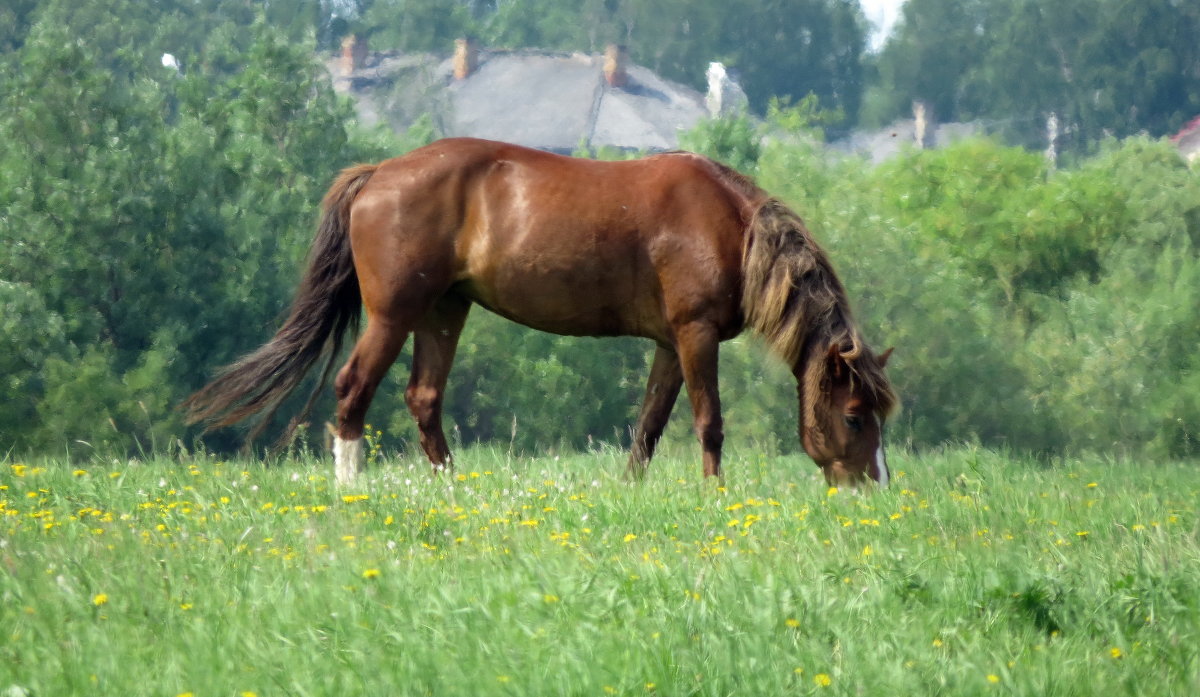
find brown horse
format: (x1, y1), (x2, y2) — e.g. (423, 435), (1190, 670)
(185, 138), (896, 486)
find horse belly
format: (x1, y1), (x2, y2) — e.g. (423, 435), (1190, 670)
(459, 243), (657, 338)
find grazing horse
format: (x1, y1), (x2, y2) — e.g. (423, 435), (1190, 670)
(185, 138), (896, 486)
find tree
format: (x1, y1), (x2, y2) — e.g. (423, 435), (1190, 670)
(870, 0), (1200, 149)
(864, 0), (992, 126)
(0, 0), (393, 454)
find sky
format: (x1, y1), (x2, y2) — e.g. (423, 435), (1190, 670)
(861, 0), (906, 51)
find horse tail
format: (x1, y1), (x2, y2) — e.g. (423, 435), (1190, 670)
(183, 163), (378, 440)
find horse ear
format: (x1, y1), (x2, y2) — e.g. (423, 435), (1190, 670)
(879, 347), (894, 367)
(826, 343), (846, 379)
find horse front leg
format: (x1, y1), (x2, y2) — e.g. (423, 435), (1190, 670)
(406, 295), (471, 472)
(674, 323), (724, 478)
(627, 344), (684, 479)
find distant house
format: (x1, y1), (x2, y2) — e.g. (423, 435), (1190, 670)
(328, 37), (712, 153)
(828, 102), (984, 164)
(1170, 116), (1200, 163)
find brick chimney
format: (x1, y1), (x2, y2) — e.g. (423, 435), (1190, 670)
(340, 34), (368, 75)
(603, 44), (628, 88)
(454, 38), (479, 80)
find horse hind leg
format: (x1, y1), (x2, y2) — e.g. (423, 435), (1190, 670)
(627, 345), (683, 479)
(405, 295), (470, 471)
(333, 319), (410, 485)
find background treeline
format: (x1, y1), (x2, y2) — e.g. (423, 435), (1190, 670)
(1, 0), (1197, 460)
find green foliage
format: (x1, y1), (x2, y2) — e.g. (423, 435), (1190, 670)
(0, 0), (397, 455)
(1026, 139), (1200, 458)
(677, 115), (762, 175)
(0, 282), (70, 451)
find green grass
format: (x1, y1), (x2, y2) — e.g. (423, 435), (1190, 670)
(2, 445), (1198, 696)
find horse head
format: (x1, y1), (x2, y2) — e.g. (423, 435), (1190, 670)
(798, 343), (895, 487)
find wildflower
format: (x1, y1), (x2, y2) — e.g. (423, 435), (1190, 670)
(73, 469), (87, 477)
(987, 674), (1000, 684)
(623, 533), (637, 542)
(785, 618), (800, 628)
(92, 593), (108, 606)
(826, 486), (838, 497)
(543, 594), (559, 603)
(932, 638), (944, 647)
(1110, 647), (1123, 659)
(362, 568), (381, 579)
(814, 673), (832, 687)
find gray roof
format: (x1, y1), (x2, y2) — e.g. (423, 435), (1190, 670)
(828, 119), (984, 164)
(329, 49), (708, 153)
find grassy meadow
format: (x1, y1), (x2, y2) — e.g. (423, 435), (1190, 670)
(2, 444), (1198, 696)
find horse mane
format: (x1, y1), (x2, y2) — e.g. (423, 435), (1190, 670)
(740, 196), (897, 417)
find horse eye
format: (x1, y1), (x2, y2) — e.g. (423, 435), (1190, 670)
(844, 415), (863, 432)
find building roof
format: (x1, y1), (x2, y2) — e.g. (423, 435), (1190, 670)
(329, 47), (708, 153)
(1170, 116), (1200, 163)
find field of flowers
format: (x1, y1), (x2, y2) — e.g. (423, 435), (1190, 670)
(2, 445), (1198, 696)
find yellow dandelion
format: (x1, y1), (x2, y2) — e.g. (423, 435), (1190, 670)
(543, 594), (559, 603)
(785, 618), (801, 628)
(362, 568), (381, 579)
(180, 603), (193, 611)
(241, 692), (258, 697)
(1110, 647), (1123, 659)
(826, 486), (839, 497)
(814, 673), (832, 687)
(623, 533), (638, 542)
(92, 593), (109, 606)
(73, 469), (87, 477)
(987, 674), (1000, 684)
